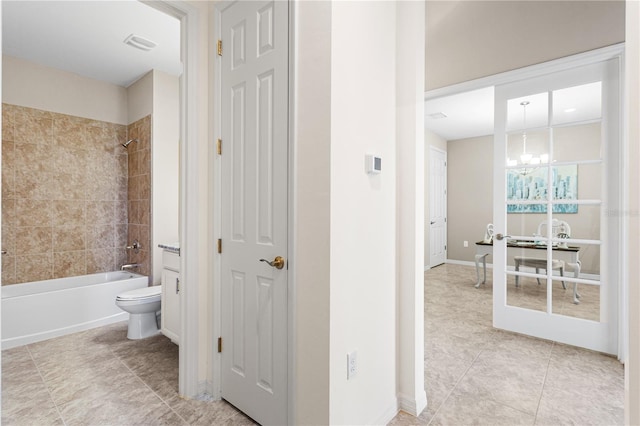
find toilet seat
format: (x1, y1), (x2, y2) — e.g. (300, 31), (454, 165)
(116, 286), (161, 302)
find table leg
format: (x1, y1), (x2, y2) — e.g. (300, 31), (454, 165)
(474, 253), (488, 288)
(569, 261), (581, 304)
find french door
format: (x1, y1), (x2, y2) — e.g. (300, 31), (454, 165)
(493, 58), (621, 354)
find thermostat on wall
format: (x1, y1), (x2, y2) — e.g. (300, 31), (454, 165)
(365, 155), (382, 174)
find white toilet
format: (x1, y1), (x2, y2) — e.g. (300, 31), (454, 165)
(115, 286), (162, 339)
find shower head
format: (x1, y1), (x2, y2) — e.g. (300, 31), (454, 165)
(122, 139), (137, 148)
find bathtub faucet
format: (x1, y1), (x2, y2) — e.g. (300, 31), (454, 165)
(121, 263), (141, 271)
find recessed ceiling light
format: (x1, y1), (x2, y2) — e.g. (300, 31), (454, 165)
(564, 108), (577, 113)
(427, 112), (448, 119)
(124, 34), (157, 51)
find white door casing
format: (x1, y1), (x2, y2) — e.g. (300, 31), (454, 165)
(219, 1), (289, 425)
(429, 147), (447, 267)
(493, 58), (621, 355)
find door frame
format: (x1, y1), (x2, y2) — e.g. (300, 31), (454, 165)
(425, 43), (627, 359)
(212, 2), (295, 422)
(142, 0), (202, 398)
(428, 146), (447, 268)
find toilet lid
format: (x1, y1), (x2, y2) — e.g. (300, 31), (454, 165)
(117, 285), (161, 301)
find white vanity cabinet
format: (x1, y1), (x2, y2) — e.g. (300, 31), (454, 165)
(160, 248), (180, 345)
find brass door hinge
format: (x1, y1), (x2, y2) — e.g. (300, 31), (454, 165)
(216, 138), (222, 155)
(217, 239), (222, 254)
(217, 40), (222, 56)
(218, 337), (223, 353)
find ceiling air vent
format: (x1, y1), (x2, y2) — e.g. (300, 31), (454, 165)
(427, 112), (448, 120)
(124, 34), (157, 51)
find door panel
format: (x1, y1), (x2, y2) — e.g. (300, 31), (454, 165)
(429, 147), (447, 267)
(493, 59), (619, 355)
(220, 1), (288, 425)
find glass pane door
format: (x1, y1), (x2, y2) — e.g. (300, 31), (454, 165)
(493, 59), (620, 355)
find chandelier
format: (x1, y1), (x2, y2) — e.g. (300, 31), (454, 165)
(507, 101), (549, 175)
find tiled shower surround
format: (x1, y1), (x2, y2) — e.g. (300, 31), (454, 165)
(1, 104), (152, 285)
(126, 115), (152, 280)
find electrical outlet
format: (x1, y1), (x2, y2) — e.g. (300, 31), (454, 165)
(464, 240), (469, 247)
(347, 351), (357, 380)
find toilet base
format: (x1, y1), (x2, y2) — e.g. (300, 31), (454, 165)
(127, 311), (160, 339)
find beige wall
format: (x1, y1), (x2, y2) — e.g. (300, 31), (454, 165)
(425, 1), (625, 91)
(151, 70), (179, 286)
(447, 135), (493, 263)
(424, 129), (447, 268)
(448, 123), (603, 274)
(2, 55), (128, 124)
(127, 71), (153, 124)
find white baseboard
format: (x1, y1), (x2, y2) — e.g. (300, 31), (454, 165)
(397, 391), (428, 417)
(424, 265), (431, 271)
(445, 259), (481, 268)
(371, 399), (400, 425)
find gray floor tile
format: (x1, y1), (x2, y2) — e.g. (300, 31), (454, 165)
(391, 263), (624, 425)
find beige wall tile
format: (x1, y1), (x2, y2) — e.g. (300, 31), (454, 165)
(86, 248), (115, 274)
(116, 154), (128, 177)
(2, 139), (16, 201)
(52, 200), (84, 227)
(126, 115), (151, 279)
(53, 115), (87, 149)
(16, 253), (54, 283)
(51, 171), (85, 200)
(2, 105), (128, 283)
(116, 224), (128, 248)
(15, 199), (52, 227)
(54, 251), (87, 279)
(14, 110), (53, 145)
(16, 226), (53, 256)
(2, 199), (16, 227)
(53, 225), (85, 252)
(2, 225), (17, 255)
(86, 201), (115, 226)
(2, 104), (16, 142)
(85, 225), (115, 250)
(15, 170), (54, 200)
(2, 255), (17, 285)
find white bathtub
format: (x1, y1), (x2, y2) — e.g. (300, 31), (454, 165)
(1, 271), (148, 350)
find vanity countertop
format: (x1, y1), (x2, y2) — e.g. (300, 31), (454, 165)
(158, 242), (180, 254)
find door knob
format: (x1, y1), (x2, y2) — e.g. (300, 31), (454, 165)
(260, 256), (285, 270)
(495, 233), (511, 241)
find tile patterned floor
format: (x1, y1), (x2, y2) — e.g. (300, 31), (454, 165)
(389, 263), (624, 426)
(1, 323), (255, 426)
(2, 264), (624, 425)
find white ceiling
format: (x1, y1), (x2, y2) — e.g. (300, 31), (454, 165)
(425, 82), (602, 142)
(2, 1), (181, 88)
(425, 87), (495, 141)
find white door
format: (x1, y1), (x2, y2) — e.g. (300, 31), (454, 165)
(429, 147), (447, 267)
(220, 1), (289, 424)
(493, 58), (620, 354)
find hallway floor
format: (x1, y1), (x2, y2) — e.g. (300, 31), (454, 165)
(1, 323), (254, 425)
(390, 263), (624, 426)
(2, 263), (624, 425)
